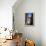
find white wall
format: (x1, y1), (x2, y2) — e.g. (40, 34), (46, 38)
(41, 0), (46, 46)
(13, 0), (41, 46)
(0, 0), (16, 30)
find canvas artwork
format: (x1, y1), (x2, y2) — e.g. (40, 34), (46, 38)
(25, 13), (33, 25)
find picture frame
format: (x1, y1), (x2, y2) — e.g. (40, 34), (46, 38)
(25, 13), (34, 25)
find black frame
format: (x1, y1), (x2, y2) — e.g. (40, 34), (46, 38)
(25, 13), (33, 25)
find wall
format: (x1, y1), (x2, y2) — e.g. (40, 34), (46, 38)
(0, 0), (16, 30)
(41, 0), (46, 46)
(13, 0), (41, 46)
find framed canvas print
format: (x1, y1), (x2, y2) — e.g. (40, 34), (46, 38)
(25, 13), (34, 25)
